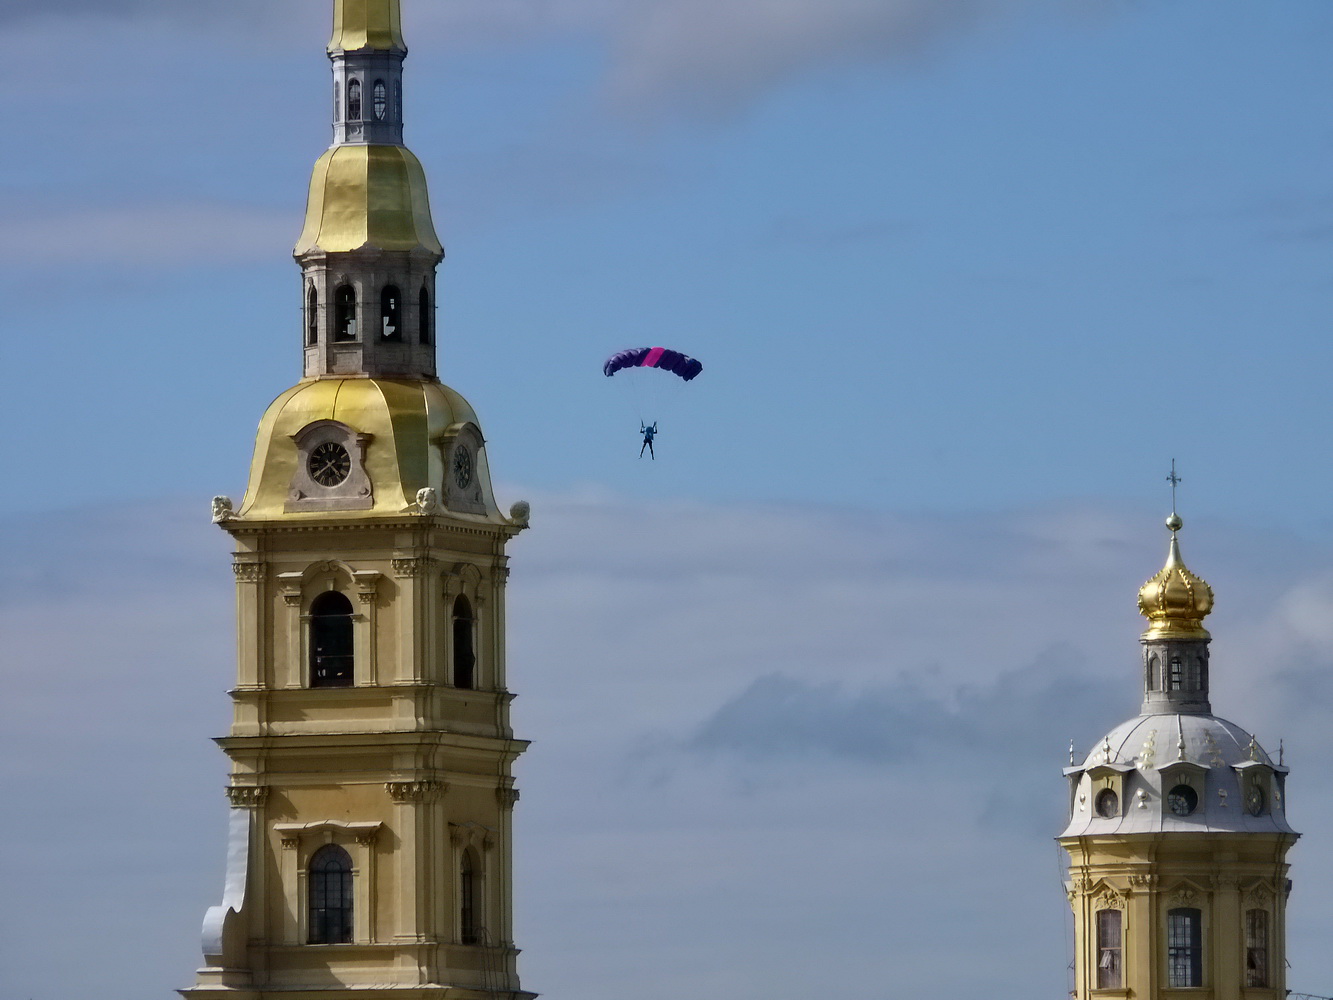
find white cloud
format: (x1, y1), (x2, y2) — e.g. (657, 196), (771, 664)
(0, 203), (295, 267)
(5, 494), (1333, 999)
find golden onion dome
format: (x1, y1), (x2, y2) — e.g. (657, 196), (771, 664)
(237, 378), (501, 521)
(1137, 514), (1214, 640)
(295, 145), (442, 257)
(329, 0), (405, 54)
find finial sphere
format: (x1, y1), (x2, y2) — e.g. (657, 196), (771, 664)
(1165, 513), (1183, 532)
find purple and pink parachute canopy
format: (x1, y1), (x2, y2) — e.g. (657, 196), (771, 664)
(603, 347), (704, 382)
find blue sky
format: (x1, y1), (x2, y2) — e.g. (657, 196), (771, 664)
(4, 1), (1333, 998)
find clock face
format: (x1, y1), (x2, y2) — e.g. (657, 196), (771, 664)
(1245, 787), (1264, 816)
(453, 445), (474, 490)
(309, 442), (351, 487)
(1167, 784), (1198, 817)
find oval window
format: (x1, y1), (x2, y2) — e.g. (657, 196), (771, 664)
(1096, 788), (1120, 818)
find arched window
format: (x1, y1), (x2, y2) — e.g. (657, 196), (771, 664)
(1147, 654), (1159, 692)
(453, 595), (475, 689)
(1168, 655), (1183, 691)
(1096, 909), (1122, 989)
(1167, 908), (1202, 987)
(418, 286), (432, 345)
(459, 849), (480, 945)
(310, 591), (354, 688)
(334, 285), (358, 342)
(1245, 909), (1269, 987)
(373, 80), (387, 120)
(308, 844), (353, 944)
(347, 79), (362, 120)
(380, 285), (402, 341)
(307, 285), (320, 345)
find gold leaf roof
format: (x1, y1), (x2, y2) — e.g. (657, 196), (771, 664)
(294, 145), (442, 257)
(1137, 515), (1214, 640)
(329, 0), (405, 54)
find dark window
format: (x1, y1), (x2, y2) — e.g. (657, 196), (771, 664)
(453, 595), (475, 689)
(1097, 909), (1122, 989)
(1096, 788), (1119, 819)
(308, 844), (353, 944)
(1187, 657), (1202, 692)
(373, 80), (387, 120)
(347, 79), (362, 120)
(395, 82), (403, 119)
(334, 285), (358, 342)
(1169, 656), (1183, 691)
(459, 849), (480, 945)
(1147, 654), (1159, 692)
(1167, 908), (1202, 987)
(307, 285), (319, 345)
(1245, 909), (1269, 987)
(380, 285), (402, 341)
(418, 286), (432, 345)
(310, 591), (354, 688)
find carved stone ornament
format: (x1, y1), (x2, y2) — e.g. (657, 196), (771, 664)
(1246, 885), (1274, 909)
(1170, 887), (1200, 907)
(280, 835), (301, 850)
(353, 829), (379, 847)
(509, 500), (531, 527)
(386, 779), (447, 803)
(449, 821), (496, 851)
(226, 785), (269, 808)
(1128, 874), (1157, 889)
(232, 561), (265, 583)
(1095, 888), (1126, 910)
(416, 487), (441, 514)
(212, 496), (235, 523)
(496, 787), (520, 809)
(392, 556), (436, 579)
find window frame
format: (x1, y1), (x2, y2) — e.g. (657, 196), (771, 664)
(309, 590), (355, 688)
(1166, 907), (1203, 988)
(1096, 908), (1123, 989)
(452, 594), (476, 689)
(380, 285), (402, 342)
(307, 844), (354, 945)
(334, 284), (358, 342)
(1245, 908), (1269, 988)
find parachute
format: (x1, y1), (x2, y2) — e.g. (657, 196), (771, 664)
(603, 347), (704, 382)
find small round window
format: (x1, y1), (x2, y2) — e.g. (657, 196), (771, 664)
(1095, 788), (1120, 818)
(1167, 784), (1199, 817)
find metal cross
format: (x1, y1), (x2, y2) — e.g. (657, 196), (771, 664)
(1166, 459), (1182, 514)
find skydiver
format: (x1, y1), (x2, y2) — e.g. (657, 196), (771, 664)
(640, 421), (657, 460)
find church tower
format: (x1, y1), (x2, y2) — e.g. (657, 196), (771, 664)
(183, 3), (534, 998)
(1060, 513), (1298, 1000)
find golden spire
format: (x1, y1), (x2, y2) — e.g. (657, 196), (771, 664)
(329, 0), (405, 54)
(1137, 512), (1214, 640)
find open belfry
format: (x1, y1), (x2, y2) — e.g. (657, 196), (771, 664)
(183, 2), (534, 998)
(1061, 513), (1299, 999)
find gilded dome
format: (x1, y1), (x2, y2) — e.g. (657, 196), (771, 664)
(236, 378), (501, 522)
(329, 0), (405, 54)
(1137, 516), (1213, 640)
(295, 145), (442, 257)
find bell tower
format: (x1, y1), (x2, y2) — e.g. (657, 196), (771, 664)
(1060, 513), (1298, 1000)
(182, 3), (535, 999)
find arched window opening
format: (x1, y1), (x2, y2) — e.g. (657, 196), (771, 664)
(395, 82), (403, 120)
(308, 844), (353, 944)
(1096, 909), (1122, 989)
(307, 285), (320, 345)
(373, 80), (387, 120)
(453, 595), (475, 689)
(310, 591), (354, 688)
(380, 285), (402, 341)
(334, 285), (358, 342)
(1245, 909), (1269, 987)
(459, 849), (481, 945)
(1187, 657), (1202, 692)
(418, 286), (433, 345)
(1168, 656), (1183, 691)
(334, 82), (341, 120)
(347, 79), (362, 120)
(1147, 654), (1159, 692)
(1167, 908), (1202, 988)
